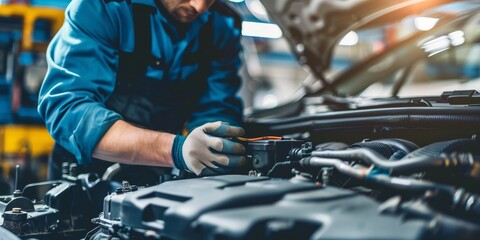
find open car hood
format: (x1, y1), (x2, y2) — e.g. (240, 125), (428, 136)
(259, 0), (456, 81)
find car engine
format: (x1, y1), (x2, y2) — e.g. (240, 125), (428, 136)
(2, 114), (480, 240)
(83, 136), (480, 240)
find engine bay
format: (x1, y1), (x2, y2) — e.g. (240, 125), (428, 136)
(2, 110), (480, 240)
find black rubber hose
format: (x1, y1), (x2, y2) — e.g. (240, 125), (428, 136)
(350, 141), (396, 159)
(311, 148), (450, 172)
(404, 138), (480, 159)
(300, 157), (455, 195)
(368, 139), (419, 160)
(350, 139), (418, 160)
(251, 108), (480, 134)
(371, 138), (419, 154)
(312, 146), (478, 174)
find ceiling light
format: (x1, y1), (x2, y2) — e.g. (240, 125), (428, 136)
(242, 21), (282, 39)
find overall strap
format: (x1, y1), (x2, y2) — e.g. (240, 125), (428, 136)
(131, 3), (154, 76)
(117, 3), (156, 88)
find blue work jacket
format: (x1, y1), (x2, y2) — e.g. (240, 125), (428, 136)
(38, 0), (243, 165)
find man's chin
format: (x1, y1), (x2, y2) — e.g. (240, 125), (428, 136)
(172, 9), (199, 23)
(177, 18), (195, 23)
(169, 15), (187, 23)
(176, 15), (197, 23)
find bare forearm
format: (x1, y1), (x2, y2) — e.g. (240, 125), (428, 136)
(93, 120), (175, 167)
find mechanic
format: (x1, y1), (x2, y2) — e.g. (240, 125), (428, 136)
(38, 0), (247, 180)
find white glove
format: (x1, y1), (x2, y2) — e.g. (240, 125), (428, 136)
(172, 121), (246, 176)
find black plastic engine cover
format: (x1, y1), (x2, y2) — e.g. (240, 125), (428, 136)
(196, 188), (480, 240)
(117, 175), (316, 239)
(107, 175), (480, 240)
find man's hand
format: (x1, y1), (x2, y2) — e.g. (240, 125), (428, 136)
(172, 121), (246, 176)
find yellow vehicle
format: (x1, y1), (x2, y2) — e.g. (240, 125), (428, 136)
(0, 2), (64, 192)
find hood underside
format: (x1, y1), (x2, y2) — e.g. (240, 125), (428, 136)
(259, 0), (456, 78)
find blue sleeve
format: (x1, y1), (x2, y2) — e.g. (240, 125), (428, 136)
(38, 0), (124, 165)
(187, 14), (244, 131)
